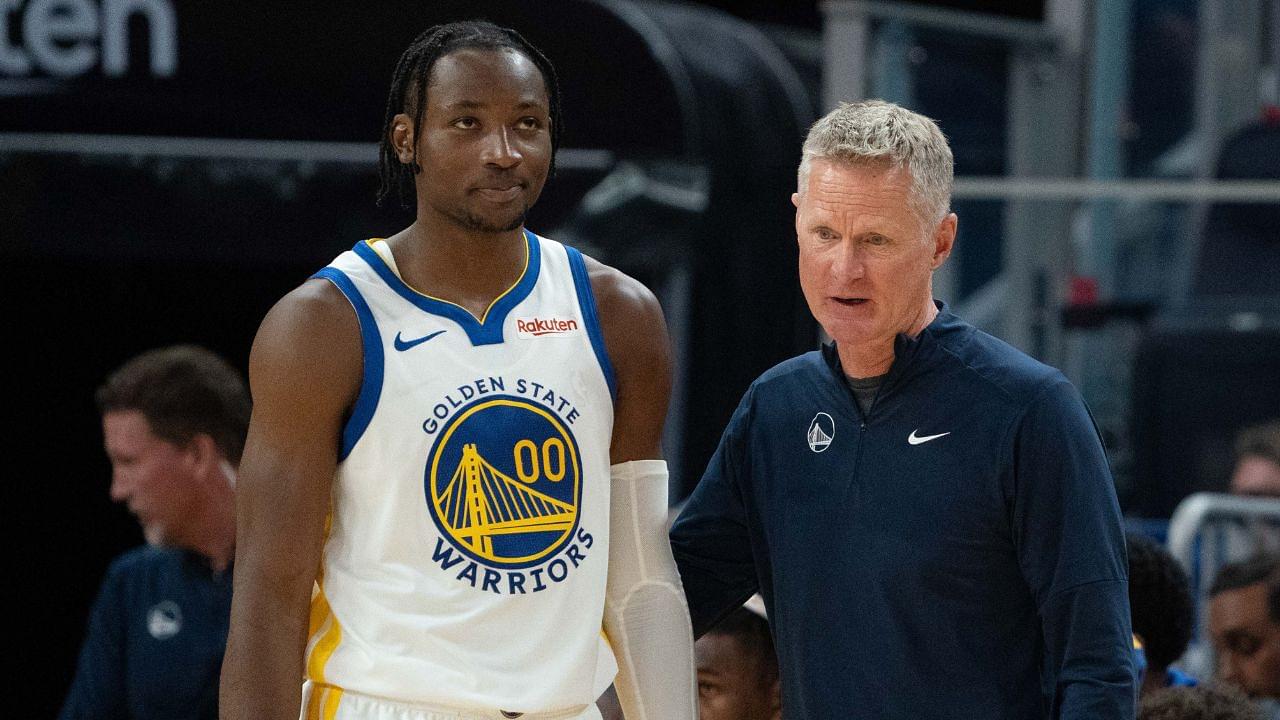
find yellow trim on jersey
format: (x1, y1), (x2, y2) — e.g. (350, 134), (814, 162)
(305, 682), (345, 720)
(304, 511), (344, 719)
(306, 583), (343, 682)
(362, 235), (531, 324)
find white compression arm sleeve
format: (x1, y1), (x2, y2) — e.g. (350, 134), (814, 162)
(603, 460), (697, 720)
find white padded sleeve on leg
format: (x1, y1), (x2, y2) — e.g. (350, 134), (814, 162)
(603, 460), (697, 720)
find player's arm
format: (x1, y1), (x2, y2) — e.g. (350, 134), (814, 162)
(220, 280), (361, 720)
(587, 258), (696, 720)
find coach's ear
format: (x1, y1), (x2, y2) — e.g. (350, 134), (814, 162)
(390, 113), (415, 165)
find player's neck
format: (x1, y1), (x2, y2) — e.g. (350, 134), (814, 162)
(387, 220), (528, 318)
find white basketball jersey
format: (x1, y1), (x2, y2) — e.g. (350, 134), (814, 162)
(304, 231), (618, 717)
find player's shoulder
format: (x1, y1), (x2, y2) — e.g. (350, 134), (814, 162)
(266, 277), (355, 331)
(254, 278), (358, 360)
(571, 251), (671, 394)
(249, 276), (363, 404)
(577, 252), (662, 326)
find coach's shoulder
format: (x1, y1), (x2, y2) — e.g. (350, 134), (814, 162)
(950, 322), (1066, 406)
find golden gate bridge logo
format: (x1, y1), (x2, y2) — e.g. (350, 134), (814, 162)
(427, 397), (582, 568)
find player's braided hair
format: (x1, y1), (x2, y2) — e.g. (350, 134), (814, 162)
(377, 20), (563, 209)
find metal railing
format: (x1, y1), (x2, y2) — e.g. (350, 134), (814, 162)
(1166, 492), (1280, 678)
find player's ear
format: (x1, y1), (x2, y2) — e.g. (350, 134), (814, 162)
(391, 113), (415, 165)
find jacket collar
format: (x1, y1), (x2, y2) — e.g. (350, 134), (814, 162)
(822, 300), (963, 399)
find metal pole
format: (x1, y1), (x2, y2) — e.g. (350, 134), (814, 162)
(822, 3), (871, 107)
(1084, 0), (1132, 296)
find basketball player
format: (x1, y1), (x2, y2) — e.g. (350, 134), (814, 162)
(220, 21), (695, 720)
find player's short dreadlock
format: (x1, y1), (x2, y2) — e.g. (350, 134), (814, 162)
(377, 20), (563, 209)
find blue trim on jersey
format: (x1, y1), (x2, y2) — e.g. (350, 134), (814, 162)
(565, 246), (617, 403)
(312, 267), (383, 460)
(352, 230), (542, 347)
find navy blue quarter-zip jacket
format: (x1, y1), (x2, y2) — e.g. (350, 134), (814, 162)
(60, 547), (231, 720)
(671, 307), (1134, 719)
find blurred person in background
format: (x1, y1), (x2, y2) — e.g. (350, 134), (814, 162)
(1231, 422), (1280, 499)
(1224, 422), (1280, 559)
(1138, 684), (1261, 720)
(1208, 555), (1280, 718)
(60, 345), (248, 720)
(696, 596), (781, 720)
(1128, 532), (1198, 696)
(671, 99), (1134, 719)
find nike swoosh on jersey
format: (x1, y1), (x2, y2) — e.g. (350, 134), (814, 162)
(907, 429), (951, 445)
(394, 330), (446, 351)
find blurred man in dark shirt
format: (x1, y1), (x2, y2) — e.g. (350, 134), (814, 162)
(60, 345), (247, 720)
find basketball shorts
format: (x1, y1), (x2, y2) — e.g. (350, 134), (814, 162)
(300, 682), (604, 720)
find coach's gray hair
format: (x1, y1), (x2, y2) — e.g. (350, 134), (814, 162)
(797, 100), (954, 225)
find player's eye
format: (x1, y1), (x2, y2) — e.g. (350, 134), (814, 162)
(517, 116), (543, 130)
(816, 228), (837, 241)
(452, 117), (478, 129)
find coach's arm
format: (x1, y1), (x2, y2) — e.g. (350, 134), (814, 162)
(1011, 379), (1135, 719)
(669, 386), (760, 638)
(220, 280), (361, 720)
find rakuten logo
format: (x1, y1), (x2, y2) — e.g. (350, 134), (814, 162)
(516, 317), (581, 338)
(0, 0), (177, 78)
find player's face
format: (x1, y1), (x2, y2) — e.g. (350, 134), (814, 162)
(794, 160), (954, 355)
(412, 47), (552, 233)
(1210, 582), (1280, 698)
(102, 410), (199, 547)
(696, 634), (780, 720)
